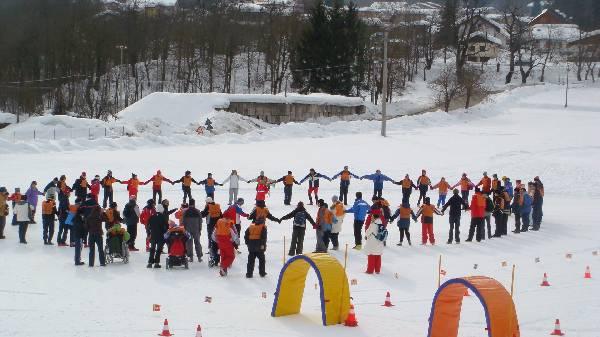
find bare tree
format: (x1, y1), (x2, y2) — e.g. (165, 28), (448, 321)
(429, 64), (464, 112)
(461, 66), (488, 109)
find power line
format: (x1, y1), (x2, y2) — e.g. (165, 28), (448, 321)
(0, 74), (90, 85)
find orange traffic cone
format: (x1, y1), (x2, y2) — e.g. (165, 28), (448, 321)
(344, 304), (358, 327)
(550, 319), (565, 336)
(541, 273), (551, 286)
(157, 319), (174, 336)
(382, 291), (394, 307)
(463, 288), (470, 297)
(584, 266), (592, 279)
(195, 324), (202, 337)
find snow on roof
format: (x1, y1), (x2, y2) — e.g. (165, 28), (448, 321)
(237, 3), (264, 13)
(118, 92), (363, 125)
(469, 31), (503, 45)
(530, 24), (581, 42)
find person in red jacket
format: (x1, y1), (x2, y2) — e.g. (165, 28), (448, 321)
(213, 218), (238, 277)
(90, 175), (101, 203)
(466, 188), (486, 242)
(144, 170), (173, 204)
(476, 172), (492, 195)
(255, 183), (269, 202)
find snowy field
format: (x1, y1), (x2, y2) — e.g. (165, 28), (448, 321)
(1, 83), (600, 337)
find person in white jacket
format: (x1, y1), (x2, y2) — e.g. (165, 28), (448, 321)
(13, 195), (33, 244)
(364, 213), (385, 274)
(222, 170), (246, 205)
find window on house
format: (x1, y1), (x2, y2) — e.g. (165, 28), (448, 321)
(469, 45), (476, 51)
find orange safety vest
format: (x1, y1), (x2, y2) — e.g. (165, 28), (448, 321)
(460, 178), (471, 191)
(42, 200), (55, 215)
(128, 179), (139, 191)
(284, 175), (295, 185)
(421, 204), (435, 217)
(418, 175), (430, 186)
(332, 202), (345, 217)
(208, 203), (221, 218)
(399, 206), (412, 219)
(153, 175), (163, 187)
(102, 177), (116, 187)
(402, 178), (413, 188)
(247, 224), (265, 240)
(69, 204), (79, 213)
(257, 176), (269, 185)
(437, 181), (451, 194)
(255, 207), (269, 220)
(215, 218), (234, 236)
(492, 179), (500, 190)
(322, 209), (333, 224)
(183, 176), (193, 187)
(341, 171), (351, 181)
(479, 177), (491, 191)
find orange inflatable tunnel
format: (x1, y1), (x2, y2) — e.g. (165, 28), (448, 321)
(427, 276), (520, 337)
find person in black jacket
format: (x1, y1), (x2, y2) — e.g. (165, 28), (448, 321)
(86, 205), (106, 267)
(72, 198), (86, 266)
(147, 204), (169, 268)
(244, 218), (268, 278)
(279, 201), (316, 256)
(123, 196), (140, 250)
(441, 189), (469, 244)
(72, 172), (91, 201)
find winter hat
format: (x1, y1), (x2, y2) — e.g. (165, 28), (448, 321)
(260, 170), (265, 176)
(331, 195), (339, 203)
(0, 187), (7, 193)
(205, 197), (213, 203)
(15, 187), (20, 192)
(82, 172), (86, 176)
(157, 170), (161, 175)
(236, 198), (245, 205)
(107, 170), (112, 175)
(453, 189), (459, 195)
(147, 199), (155, 206)
(94, 175), (100, 179)
(110, 202), (117, 208)
(344, 165), (348, 170)
(155, 204), (165, 213)
(483, 171), (488, 176)
(185, 170), (191, 175)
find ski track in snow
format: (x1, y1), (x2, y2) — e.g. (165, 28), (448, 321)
(1, 84), (600, 337)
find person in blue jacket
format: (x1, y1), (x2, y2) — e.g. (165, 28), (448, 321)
(331, 166), (360, 205)
(502, 176), (514, 199)
(520, 188), (533, 232)
(299, 169), (331, 205)
(360, 170), (394, 198)
(198, 173), (223, 199)
(345, 192), (370, 250)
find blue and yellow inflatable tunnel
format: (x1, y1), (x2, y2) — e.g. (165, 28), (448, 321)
(271, 253), (350, 326)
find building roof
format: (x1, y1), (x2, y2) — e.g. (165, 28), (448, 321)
(530, 24), (581, 42)
(469, 31), (503, 45)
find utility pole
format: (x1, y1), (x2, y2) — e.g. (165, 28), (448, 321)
(564, 62), (569, 108)
(116, 45), (128, 106)
(381, 30), (388, 137)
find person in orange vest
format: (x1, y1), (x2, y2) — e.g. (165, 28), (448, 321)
(416, 169), (432, 206)
(41, 195), (58, 245)
(101, 170), (120, 208)
(9, 188), (22, 225)
(103, 202), (123, 230)
(328, 196), (345, 250)
(276, 171), (300, 205)
(476, 172), (492, 195)
(248, 200), (280, 223)
(212, 217), (238, 276)
(0, 187), (8, 239)
(248, 171), (276, 192)
(198, 173), (223, 199)
(244, 218), (268, 278)
(331, 166), (360, 205)
(451, 173), (474, 202)
(144, 170), (173, 204)
(491, 174), (501, 193)
(414, 197), (442, 245)
(431, 177), (451, 207)
(314, 201), (334, 252)
(120, 174), (145, 199)
(173, 171), (199, 204)
(201, 197), (222, 267)
(389, 201), (417, 246)
(393, 174), (417, 204)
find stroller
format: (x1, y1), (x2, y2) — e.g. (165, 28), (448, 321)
(104, 231), (129, 264)
(166, 232), (189, 269)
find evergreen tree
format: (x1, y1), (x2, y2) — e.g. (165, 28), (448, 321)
(291, 0), (366, 95)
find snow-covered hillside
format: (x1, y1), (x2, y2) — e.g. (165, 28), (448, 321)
(1, 83), (599, 337)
